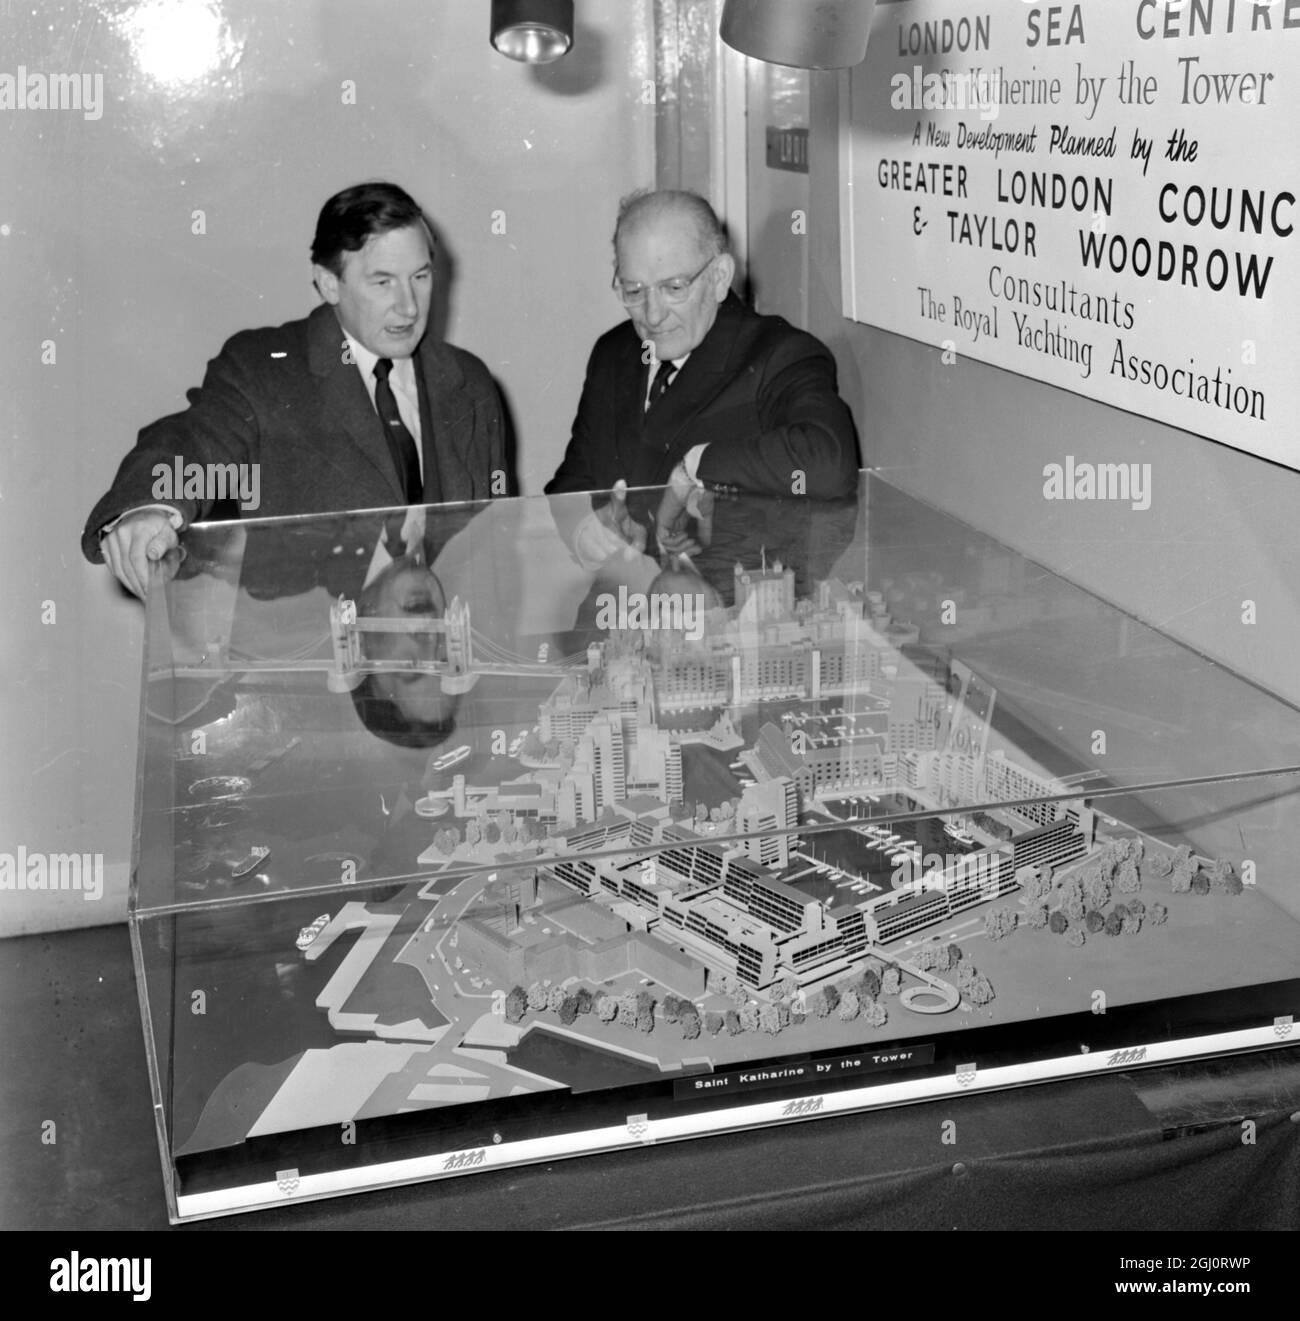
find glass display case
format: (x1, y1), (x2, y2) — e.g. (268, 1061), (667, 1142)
(129, 473), (1300, 1221)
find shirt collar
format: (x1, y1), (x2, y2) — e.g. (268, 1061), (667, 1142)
(342, 330), (415, 388)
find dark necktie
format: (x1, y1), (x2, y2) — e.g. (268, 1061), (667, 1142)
(373, 358), (422, 502)
(646, 358), (680, 411)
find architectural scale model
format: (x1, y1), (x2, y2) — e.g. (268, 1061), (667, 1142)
(163, 555), (1268, 1159)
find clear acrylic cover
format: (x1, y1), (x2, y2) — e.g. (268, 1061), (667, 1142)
(128, 474), (1300, 1220)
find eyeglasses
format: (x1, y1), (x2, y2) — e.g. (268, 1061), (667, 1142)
(613, 256), (715, 307)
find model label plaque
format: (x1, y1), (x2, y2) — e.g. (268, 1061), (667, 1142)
(675, 1045), (935, 1099)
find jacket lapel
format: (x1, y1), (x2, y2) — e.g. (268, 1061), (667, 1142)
(617, 337), (651, 479)
(307, 304), (405, 501)
(417, 339), (477, 503)
(642, 294), (747, 456)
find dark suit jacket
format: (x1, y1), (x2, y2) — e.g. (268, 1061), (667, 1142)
(81, 303), (506, 566)
(545, 292), (858, 505)
(545, 292), (860, 598)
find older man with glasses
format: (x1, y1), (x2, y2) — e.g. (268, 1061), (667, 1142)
(545, 188), (859, 588)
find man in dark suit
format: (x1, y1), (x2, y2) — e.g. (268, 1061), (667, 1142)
(83, 181), (506, 599)
(545, 188), (859, 596)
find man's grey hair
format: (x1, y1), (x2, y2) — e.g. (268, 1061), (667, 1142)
(613, 189), (730, 262)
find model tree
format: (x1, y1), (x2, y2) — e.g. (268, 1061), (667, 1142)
(575, 987), (594, 1016)
(739, 1003), (760, 1033)
(724, 1009), (744, 1036)
(821, 982), (841, 1016)
(598, 995), (618, 1023)
(1065, 926), (1086, 947)
(559, 996), (578, 1025)
(1190, 871), (1211, 896)
(1060, 877), (1086, 922)
(465, 819), (482, 846)
(837, 989), (861, 1022)
(705, 1011), (725, 1036)
(661, 995), (682, 1023)
(1143, 849), (1174, 881)
(484, 821), (501, 845)
(1083, 871), (1112, 910)
(759, 1004), (782, 1035)
(695, 802), (709, 824)
(1115, 859), (1141, 894)
(504, 986), (527, 1024)
(547, 985), (567, 1014)
(526, 983), (547, 1011)
(1048, 909), (1069, 935)
(1084, 910), (1105, 933)
(1024, 901), (1050, 930)
(859, 966), (883, 996)
(964, 973), (995, 1004)
(1103, 910), (1124, 936)
(617, 995), (637, 1029)
(863, 997), (888, 1028)
(1015, 865), (1044, 899)
(881, 966), (902, 996)
(1149, 901), (1169, 926)
(983, 906), (1017, 941)
(680, 1007), (702, 1040)
(1209, 860), (1243, 895)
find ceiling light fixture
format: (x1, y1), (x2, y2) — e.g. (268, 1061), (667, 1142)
(490, 0), (575, 65)
(720, 0), (876, 70)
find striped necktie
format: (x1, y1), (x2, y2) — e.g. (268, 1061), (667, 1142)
(373, 357), (422, 501)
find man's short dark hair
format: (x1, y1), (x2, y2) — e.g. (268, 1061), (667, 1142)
(613, 189), (729, 262)
(311, 181), (433, 276)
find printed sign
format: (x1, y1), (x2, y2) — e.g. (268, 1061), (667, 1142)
(840, 1), (1299, 468)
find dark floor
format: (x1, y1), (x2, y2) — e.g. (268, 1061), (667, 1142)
(3, 922), (1299, 1231)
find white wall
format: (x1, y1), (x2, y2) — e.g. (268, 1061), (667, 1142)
(0, 0), (655, 935)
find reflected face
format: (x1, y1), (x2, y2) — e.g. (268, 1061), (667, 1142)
(315, 224), (433, 359)
(362, 563), (453, 724)
(615, 215), (733, 362)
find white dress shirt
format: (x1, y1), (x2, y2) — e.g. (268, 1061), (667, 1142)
(343, 332), (424, 482)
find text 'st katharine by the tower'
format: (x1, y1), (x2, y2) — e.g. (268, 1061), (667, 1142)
(0, 67), (103, 120)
